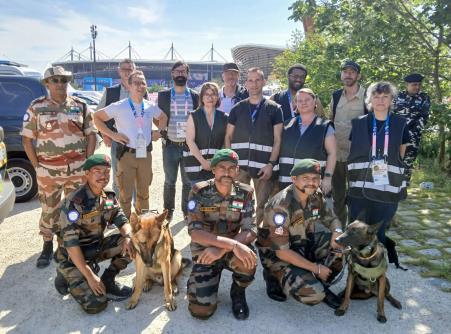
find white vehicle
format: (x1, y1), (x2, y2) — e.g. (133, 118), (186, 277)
(0, 60), (42, 79)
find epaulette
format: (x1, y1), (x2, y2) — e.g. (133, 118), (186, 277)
(103, 188), (116, 198)
(235, 181), (254, 194)
(69, 95), (88, 106)
(71, 185), (87, 205)
(192, 180), (211, 194)
(30, 95), (47, 105)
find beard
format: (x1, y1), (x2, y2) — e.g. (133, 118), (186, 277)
(289, 81), (304, 91)
(174, 76), (187, 86)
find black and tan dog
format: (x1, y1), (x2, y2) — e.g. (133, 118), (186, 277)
(334, 220), (402, 323)
(126, 210), (190, 311)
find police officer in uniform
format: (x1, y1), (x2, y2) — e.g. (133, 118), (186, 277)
(186, 149), (257, 320)
(394, 73), (430, 184)
(257, 159), (343, 308)
(55, 154), (134, 314)
(21, 66), (97, 268)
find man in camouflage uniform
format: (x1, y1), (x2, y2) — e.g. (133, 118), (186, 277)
(187, 149), (257, 320)
(394, 73), (430, 184)
(55, 154), (134, 314)
(257, 159), (344, 308)
(22, 66), (97, 268)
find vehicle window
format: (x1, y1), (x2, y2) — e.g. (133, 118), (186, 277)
(0, 81), (35, 117)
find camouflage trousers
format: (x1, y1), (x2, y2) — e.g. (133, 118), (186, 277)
(187, 249), (256, 319)
(57, 234), (131, 314)
(37, 164), (85, 241)
(403, 139), (420, 181)
(257, 227), (341, 305)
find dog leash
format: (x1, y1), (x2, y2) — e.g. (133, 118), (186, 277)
(323, 247), (351, 287)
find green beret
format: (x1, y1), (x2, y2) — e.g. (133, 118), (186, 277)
(290, 159), (321, 176)
(83, 154), (111, 171)
(211, 149), (239, 168)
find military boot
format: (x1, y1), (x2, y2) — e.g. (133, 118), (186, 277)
(54, 270), (69, 295)
(36, 241), (53, 268)
(100, 268), (133, 299)
(263, 269), (286, 302)
(230, 282), (249, 320)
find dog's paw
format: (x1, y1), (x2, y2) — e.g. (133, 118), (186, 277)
(143, 280), (153, 292)
(172, 284), (179, 295)
(377, 314), (387, 323)
(126, 299), (139, 310)
(165, 296), (177, 311)
(335, 309), (346, 316)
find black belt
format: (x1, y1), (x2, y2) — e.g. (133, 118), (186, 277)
(124, 143), (152, 153)
(166, 139), (186, 147)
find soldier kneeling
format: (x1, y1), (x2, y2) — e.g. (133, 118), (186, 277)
(187, 149), (257, 320)
(54, 154), (135, 314)
(257, 159), (344, 309)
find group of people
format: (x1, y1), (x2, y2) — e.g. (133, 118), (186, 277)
(20, 57), (430, 317)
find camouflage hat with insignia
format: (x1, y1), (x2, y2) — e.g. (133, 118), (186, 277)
(83, 154), (111, 171)
(404, 73), (424, 83)
(290, 158), (321, 176)
(211, 149), (239, 168)
(42, 66), (72, 83)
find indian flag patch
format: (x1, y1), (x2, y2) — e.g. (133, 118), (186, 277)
(230, 200), (244, 209)
(104, 199), (114, 209)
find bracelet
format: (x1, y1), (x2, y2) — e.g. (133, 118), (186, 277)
(123, 233), (131, 239)
(317, 264), (321, 275)
(232, 241), (237, 252)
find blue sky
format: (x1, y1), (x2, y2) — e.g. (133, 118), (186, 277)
(0, 0), (298, 71)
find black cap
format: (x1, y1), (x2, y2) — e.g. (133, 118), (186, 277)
(404, 73), (424, 83)
(223, 62), (239, 72)
(341, 59), (361, 73)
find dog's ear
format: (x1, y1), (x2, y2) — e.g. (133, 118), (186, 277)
(156, 210), (168, 226)
(367, 221), (383, 235)
(356, 209), (367, 222)
(130, 212), (141, 233)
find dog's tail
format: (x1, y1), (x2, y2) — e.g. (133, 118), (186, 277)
(181, 258), (192, 269)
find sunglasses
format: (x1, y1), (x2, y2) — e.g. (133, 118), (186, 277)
(49, 77), (69, 84)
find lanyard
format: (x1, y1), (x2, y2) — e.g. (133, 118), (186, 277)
(297, 115), (303, 136)
(250, 99), (264, 124)
(372, 113), (390, 160)
(287, 90), (296, 118)
(128, 98), (145, 128)
(171, 87), (190, 115)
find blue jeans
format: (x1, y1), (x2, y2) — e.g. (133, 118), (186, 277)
(348, 196), (398, 243)
(163, 142), (191, 215)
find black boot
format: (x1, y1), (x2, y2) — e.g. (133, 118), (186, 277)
(384, 237), (408, 271)
(36, 241), (53, 268)
(54, 270), (69, 295)
(263, 269), (286, 302)
(101, 268), (133, 299)
(230, 282), (249, 320)
(322, 286), (343, 309)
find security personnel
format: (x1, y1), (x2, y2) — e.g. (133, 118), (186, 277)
(257, 159), (343, 308)
(55, 154), (134, 314)
(394, 73), (430, 184)
(186, 149), (257, 320)
(21, 66), (97, 268)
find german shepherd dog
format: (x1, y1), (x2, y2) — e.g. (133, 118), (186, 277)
(334, 220), (402, 323)
(126, 210), (190, 311)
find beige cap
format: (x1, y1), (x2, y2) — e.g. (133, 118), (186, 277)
(42, 66), (72, 83)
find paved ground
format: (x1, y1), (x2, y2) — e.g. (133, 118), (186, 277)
(1, 143), (450, 334)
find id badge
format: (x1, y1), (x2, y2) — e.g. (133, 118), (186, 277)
(372, 160), (389, 185)
(176, 121), (186, 138)
(136, 134), (147, 159)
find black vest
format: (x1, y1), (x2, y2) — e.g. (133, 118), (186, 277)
(278, 116), (330, 190)
(183, 108), (228, 181)
(272, 89), (294, 122)
(157, 88), (199, 124)
(347, 113), (407, 203)
(230, 98), (282, 179)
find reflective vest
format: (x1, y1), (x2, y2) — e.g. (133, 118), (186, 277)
(183, 108), (227, 181)
(347, 113), (407, 203)
(278, 115), (330, 190)
(272, 89), (294, 122)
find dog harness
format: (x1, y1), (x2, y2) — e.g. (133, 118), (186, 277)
(350, 243), (388, 286)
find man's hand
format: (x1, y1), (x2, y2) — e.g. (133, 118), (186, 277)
(112, 132), (130, 145)
(201, 159), (211, 171)
(197, 247), (226, 265)
(233, 242), (257, 270)
(86, 273), (106, 296)
(103, 135), (113, 147)
(330, 232), (343, 251)
(316, 264), (332, 282)
(257, 163), (273, 180)
(122, 236), (135, 259)
(151, 130), (161, 142)
(321, 177), (332, 195)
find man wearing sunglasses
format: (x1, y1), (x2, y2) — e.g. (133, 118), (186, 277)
(21, 66), (97, 269)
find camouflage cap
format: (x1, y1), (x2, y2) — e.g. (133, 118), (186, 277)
(290, 158), (321, 176)
(83, 154), (111, 171)
(211, 149), (239, 168)
(404, 73), (424, 83)
(42, 66), (72, 83)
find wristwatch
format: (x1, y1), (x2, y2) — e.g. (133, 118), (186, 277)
(334, 228), (343, 234)
(324, 172), (332, 178)
(268, 160), (278, 167)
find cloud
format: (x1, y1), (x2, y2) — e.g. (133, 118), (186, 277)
(126, 0), (165, 24)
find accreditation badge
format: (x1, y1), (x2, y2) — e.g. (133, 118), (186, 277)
(372, 160), (389, 185)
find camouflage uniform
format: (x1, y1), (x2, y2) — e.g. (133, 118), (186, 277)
(21, 96), (97, 241)
(257, 185), (342, 305)
(186, 179), (257, 318)
(394, 91), (430, 182)
(57, 184), (131, 313)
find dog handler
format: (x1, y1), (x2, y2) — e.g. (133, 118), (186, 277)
(54, 154), (135, 314)
(257, 159), (344, 308)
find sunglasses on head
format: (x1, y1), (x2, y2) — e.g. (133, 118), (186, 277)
(49, 77), (69, 84)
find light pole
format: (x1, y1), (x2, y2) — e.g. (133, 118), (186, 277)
(90, 24), (97, 91)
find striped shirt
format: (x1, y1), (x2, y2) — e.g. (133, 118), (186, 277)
(168, 92), (194, 142)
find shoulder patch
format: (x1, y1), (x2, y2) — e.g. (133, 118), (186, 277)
(23, 113), (30, 121)
(67, 210), (80, 223)
(273, 213), (287, 227)
(187, 199), (197, 212)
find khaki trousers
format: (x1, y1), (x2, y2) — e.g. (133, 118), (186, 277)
(116, 151), (153, 218)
